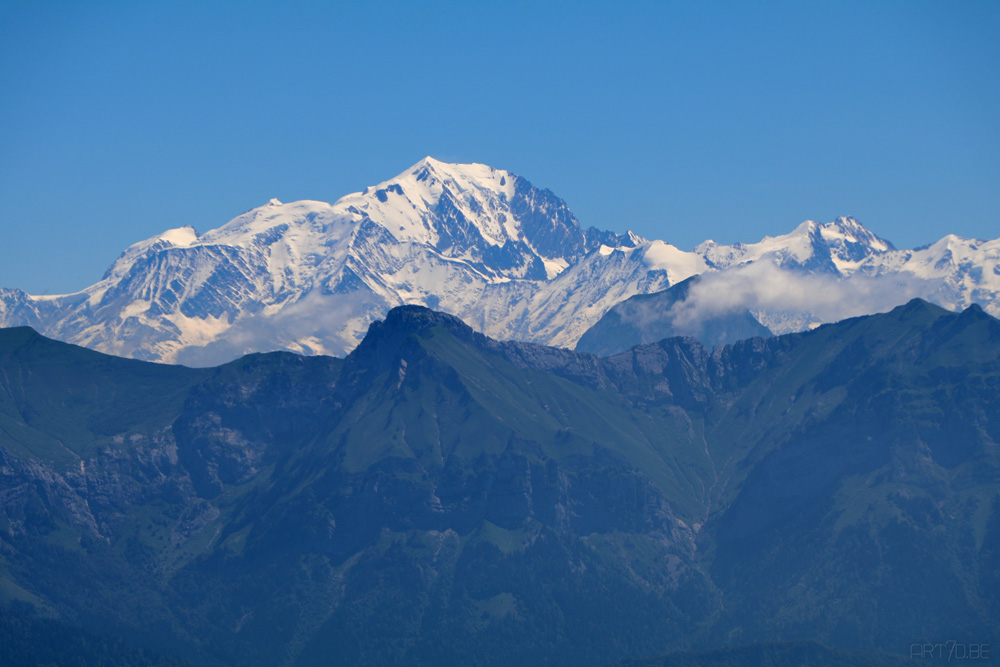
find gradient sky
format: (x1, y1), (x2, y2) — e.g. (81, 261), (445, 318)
(2, 1), (998, 294)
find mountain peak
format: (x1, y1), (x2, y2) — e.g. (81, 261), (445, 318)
(791, 220), (819, 235)
(399, 155), (507, 187)
(348, 305), (477, 369)
(820, 216), (894, 252)
(697, 216), (896, 276)
(959, 301), (991, 321)
(381, 304), (469, 332)
(0, 325), (44, 353)
(412, 155), (445, 170)
(333, 157), (592, 275)
(888, 297), (952, 322)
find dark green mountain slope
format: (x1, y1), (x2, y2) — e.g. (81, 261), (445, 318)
(701, 301), (1000, 651)
(166, 310), (718, 666)
(0, 301), (997, 665)
(0, 326), (210, 466)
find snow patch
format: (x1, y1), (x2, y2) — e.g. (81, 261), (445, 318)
(159, 226), (198, 247)
(121, 300), (150, 318)
(641, 241), (708, 281)
(542, 257), (569, 279)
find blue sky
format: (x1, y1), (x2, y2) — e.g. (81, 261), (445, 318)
(1, 1), (998, 294)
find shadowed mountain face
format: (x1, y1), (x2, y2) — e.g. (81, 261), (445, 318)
(0, 300), (998, 665)
(575, 275), (774, 356)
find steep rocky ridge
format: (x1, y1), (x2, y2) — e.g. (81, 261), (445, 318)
(0, 301), (998, 664)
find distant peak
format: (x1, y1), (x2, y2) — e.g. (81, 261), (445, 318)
(407, 155), (451, 175)
(626, 230), (647, 246)
(791, 220), (818, 235)
(266, 198), (283, 207)
(404, 155), (499, 179)
(794, 217), (868, 234)
(813, 216), (895, 252)
(825, 216), (870, 235)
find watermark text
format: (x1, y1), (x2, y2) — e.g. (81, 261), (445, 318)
(910, 641), (991, 662)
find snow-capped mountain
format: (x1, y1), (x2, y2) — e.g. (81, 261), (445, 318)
(688, 217), (1000, 334)
(1, 158), (998, 364)
(696, 216), (895, 274)
(855, 234), (1000, 305)
(0, 158), (688, 364)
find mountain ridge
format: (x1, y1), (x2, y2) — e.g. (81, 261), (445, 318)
(0, 299), (998, 664)
(2, 158), (998, 365)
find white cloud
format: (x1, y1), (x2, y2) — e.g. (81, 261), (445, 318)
(671, 261), (948, 333)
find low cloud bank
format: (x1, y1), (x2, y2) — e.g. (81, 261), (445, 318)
(672, 262), (948, 333)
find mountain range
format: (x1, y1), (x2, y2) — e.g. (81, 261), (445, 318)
(2, 158), (998, 365)
(1, 300), (998, 665)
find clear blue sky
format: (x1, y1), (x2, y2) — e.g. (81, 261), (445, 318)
(2, 1), (998, 294)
